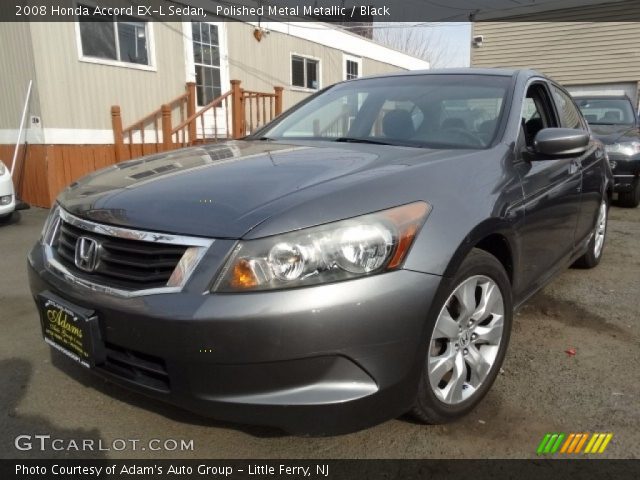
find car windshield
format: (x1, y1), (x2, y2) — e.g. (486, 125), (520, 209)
(257, 74), (512, 149)
(575, 98), (635, 125)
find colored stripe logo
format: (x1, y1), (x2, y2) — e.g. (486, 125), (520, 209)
(537, 433), (613, 455)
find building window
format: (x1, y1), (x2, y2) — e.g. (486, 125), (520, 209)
(344, 55), (364, 81)
(343, 55), (362, 81)
(345, 60), (359, 80)
(78, 6), (149, 65)
(192, 22), (222, 106)
(291, 55), (319, 90)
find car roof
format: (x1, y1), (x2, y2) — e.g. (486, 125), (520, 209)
(356, 67), (545, 81)
(572, 94), (632, 101)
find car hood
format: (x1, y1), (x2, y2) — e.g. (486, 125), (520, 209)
(59, 140), (478, 239)
(589, 124), (640, 144)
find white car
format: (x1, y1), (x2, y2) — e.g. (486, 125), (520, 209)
(0, 160), (16, 221)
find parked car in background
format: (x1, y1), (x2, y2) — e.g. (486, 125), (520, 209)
(0, 160), (16, 223)
(29, 69), (612, 435)
(574, 95), (640, 207)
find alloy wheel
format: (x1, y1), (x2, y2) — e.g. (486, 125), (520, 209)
(428, 275), (505, 405)
(593, 200), (607, 259)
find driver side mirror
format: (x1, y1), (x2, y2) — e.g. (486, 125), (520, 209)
(532, 128), (590, 158)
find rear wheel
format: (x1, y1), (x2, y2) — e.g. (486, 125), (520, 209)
(412, 248), (512, 424)
(617, 178), (640, 208)
(574, 198), (608, 268)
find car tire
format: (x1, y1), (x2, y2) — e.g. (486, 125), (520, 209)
(573, 197), (608, 269)
(411, 248), (512, 424)
(616, 178), (640, 208)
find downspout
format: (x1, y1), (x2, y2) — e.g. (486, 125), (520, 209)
(10, 80), (33, 179)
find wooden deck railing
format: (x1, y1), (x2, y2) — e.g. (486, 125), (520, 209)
(111, 83), (195, 161)
(242, 86), (284, 135)
(111, 80), (283, 161)
(171, 90), (232, 147)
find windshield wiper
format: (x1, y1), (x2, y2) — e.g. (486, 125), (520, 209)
(335, 137), (395, 146)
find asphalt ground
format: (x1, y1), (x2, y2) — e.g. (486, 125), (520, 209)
(1, 206), (638, 459)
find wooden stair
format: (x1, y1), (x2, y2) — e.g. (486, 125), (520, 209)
(111, 80), (283, 162)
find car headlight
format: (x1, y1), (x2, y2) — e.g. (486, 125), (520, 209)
(0, 161), (6, 176)
(605, 141), (640, 156)
(213, 202), (431, 292)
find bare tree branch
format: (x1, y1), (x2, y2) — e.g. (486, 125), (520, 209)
(374, 23), (454, 68)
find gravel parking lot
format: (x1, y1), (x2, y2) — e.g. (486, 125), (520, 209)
(1, 206), (638, 459)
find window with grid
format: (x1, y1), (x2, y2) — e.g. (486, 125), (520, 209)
(192, 22), (222, 106)
(291, 55), (319, 90)
(345, 59), (359, 80)
(78, 5), (149, 65)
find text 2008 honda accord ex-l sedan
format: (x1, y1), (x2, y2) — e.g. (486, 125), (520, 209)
(28, 69), (612, 435)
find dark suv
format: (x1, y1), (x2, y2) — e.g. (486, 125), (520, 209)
(574, 95), (640, 207)
(29, 69), (612, 435)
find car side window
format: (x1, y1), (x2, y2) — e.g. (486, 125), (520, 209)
(521, 83), (557, 148)
(551, 86), (585, 130)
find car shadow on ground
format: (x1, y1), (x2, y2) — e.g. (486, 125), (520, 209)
(0, 211), (22, 227)
(50, 352), (289, 439)
(1, 357), (109, 459)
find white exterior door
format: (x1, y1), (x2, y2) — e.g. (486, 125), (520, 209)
(184, 21), (230, 138)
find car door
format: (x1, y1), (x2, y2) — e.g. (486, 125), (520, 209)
(549, 84), (604, 246)
(515, 81), (582, 295)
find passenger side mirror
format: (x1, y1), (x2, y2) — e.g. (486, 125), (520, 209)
(532, 128), (590, 158)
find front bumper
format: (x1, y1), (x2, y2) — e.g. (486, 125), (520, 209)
(28, 243), (442, 435)
(609, 154), (640, 191)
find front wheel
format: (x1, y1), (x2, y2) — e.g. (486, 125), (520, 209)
(412, 248), (512, 424)
(573, 198), (608, 269)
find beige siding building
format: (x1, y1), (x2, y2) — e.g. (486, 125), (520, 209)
(471, 0), (640, 105)
(0, 24), (41, 131)
(0, 18), (428, 207)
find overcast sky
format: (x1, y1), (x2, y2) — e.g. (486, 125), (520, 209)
(373, 22), (471, 68)
(430, 22), (471, 67)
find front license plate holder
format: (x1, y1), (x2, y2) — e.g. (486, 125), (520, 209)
(37, 291), (105, 368)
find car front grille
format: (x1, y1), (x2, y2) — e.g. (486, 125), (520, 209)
(53, 219), (189, 290)
(42, 207), (213, 296)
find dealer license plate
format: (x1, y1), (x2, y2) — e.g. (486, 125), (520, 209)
(38, 292), (103, 368)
